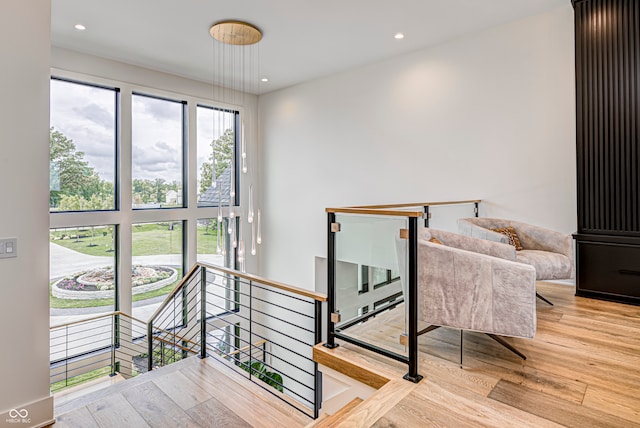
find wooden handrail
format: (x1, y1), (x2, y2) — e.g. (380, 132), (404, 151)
(225, 339), (268, 358)
(198, 262), (328, 302)
(148, 263), (200, 322)
(348, 199), (481, 209)
(326, 199), (481, 216)
(151, 326), (200, 348)
(149, 262), (327, 325)
(153, 336), (199, 354)
(50, 311), (147, 330)
(325, 207), (423, 217)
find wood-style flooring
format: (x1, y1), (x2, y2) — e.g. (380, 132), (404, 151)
(53, 282), (640, 427)
(52, 356), (312, 428)
(315, 282), (640, 427)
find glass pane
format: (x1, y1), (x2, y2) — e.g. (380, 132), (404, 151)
(372, 267), (389, 286)
(197, 105), (236, 207)
(132, 94), (184, 209)
(50, 79), (116, 212)
(196, 217), (228, 267)
(334, 214), (408, 356)
(49, 226), (116, 326)
(131, 221), (183, 320)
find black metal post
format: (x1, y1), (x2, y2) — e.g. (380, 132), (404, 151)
(424, 205), (430, 227)
(200, 266), (207, 359)
(249, 279), (253, 380)
(404, 216), (423, 383)
(325, 212), (338, 349)
(111, 314), (117, 377)
(147, 321), (153, 371)
(313, 298), (324, 418)
(314, 368), (322, 419)
(314, 300), (322, 345)
(474, 202), (479, 217)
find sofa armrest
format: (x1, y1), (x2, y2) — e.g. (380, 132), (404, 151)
(457, 219), (510, 245)
(418, 241), (537, 339)
(509, 220), (573, 260)
(421, 228), (516, 261)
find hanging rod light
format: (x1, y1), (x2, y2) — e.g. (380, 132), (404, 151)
(209, 20), (262, 273)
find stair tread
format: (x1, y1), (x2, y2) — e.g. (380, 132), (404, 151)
(311, 397), (363, 428)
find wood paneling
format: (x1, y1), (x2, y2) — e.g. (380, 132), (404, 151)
(575, 0), (640, 235)
(574, 0), (640, 303)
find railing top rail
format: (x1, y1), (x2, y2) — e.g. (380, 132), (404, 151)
(326, 199), (480, 216)
(348, 199), (481, 209)
(149, 263), (201, 321)
(50, 311), (146, 330)
(150, 262), (327, 323)
(325, 207), (423, 217)
(198, 262), (328, 302)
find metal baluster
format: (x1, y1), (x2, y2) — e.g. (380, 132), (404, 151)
(200, 266), (207, 359)
(147, 320), (153, 371)
(111, 314), (117, 376)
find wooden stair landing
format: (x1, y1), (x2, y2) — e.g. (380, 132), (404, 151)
(53, 356), (312, 428)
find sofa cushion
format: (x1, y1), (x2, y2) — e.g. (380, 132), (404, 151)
(490, 226), (523, 251)
(516, 250), (572, 280)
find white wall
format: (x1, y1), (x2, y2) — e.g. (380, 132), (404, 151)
(0, 1), (54, 425)
(258, 6), (576, 289)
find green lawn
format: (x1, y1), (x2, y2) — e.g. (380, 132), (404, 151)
(50, 222), (220, 256)
(50, 366), (112, 393)
(50, 268), (183, 309)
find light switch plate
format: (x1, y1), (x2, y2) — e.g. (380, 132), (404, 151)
(0, 238), (17, 259)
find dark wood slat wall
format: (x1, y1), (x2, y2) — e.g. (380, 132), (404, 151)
(575, 0), (640, 236)
(573, 0), (640, 305)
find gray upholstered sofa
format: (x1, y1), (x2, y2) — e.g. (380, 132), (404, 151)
(457, 218), (574, 305)
(397, 228), (537, 363)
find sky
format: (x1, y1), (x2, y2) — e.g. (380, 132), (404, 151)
(50, 79), (233, 190)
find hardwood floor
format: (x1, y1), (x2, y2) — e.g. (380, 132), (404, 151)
(53, 356), (312, 428)
(316, 282), (640, 427)
(53, 282), (640, 427)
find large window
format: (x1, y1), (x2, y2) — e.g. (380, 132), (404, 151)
(197, 105), (238, 208)
(131, 221), (183, 319)
(49, 226), (116, 323)
(50, 76), (241, 328)
(132, 93), (185, 209)
(50, 78), (117, 211)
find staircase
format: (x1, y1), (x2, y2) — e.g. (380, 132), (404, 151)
(54, 356), (313, 428)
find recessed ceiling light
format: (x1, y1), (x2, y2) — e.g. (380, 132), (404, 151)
(260, 78), (269, 82)
(74, 24), (86, 31)
(394, 32), (405, 40)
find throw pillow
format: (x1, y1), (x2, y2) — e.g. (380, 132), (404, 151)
(489, 226), (523, 251)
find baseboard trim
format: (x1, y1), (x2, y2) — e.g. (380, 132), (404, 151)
(0, 395), (53, 428)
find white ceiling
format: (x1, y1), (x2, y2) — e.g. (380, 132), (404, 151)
(51, 0), (567, 94)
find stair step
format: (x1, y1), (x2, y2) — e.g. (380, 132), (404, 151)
(308, 397), (364, 428)
(55, 355), (314, 427)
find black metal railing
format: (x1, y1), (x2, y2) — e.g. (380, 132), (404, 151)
(325, 200), (480, 383)
(148, 262), (327, 419)
(50, 312), (149, 392)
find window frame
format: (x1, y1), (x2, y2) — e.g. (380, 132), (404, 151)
(49, 69), (246, 323)
(49, 76), (120, 213)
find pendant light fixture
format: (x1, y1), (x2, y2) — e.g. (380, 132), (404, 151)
(210, 20), (263, 272)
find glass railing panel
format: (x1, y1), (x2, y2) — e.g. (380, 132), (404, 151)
(427, 202), (478, 231)
(333, 213), (409, 358)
